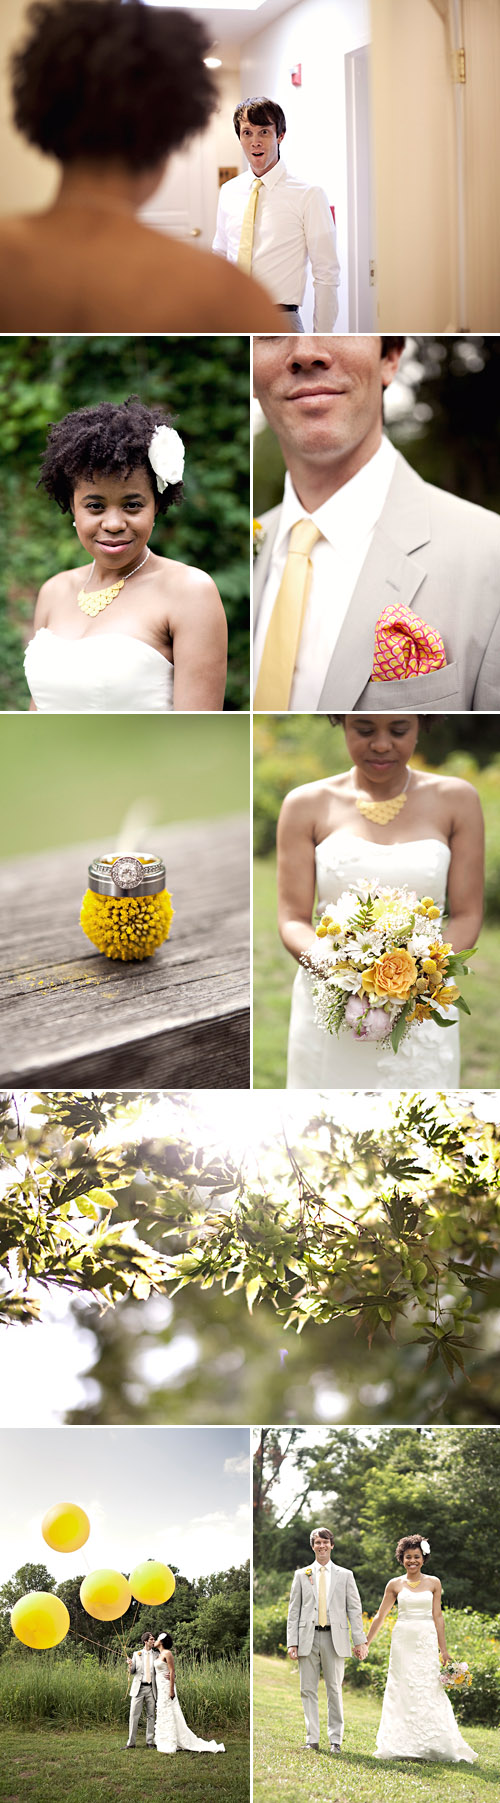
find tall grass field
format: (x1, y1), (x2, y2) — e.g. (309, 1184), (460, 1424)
(0, 1651), (248, 1732)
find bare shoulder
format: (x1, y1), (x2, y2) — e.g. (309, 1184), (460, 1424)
(417, 768), (483, 817)
(385, 1576), (400, 1597)
(428, 1575), (441, 1592)
(278, 779), (328, 830)
(34, 568), (79, 624)
(159, 560), (226, 630)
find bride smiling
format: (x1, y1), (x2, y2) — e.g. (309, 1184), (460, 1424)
(25, 397), (227, 712)
(277, 713), (484, 1087)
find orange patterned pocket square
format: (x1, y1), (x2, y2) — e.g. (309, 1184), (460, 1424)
(372, 602), (447, 682)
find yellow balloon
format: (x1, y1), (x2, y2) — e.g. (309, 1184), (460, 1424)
(42, 1502), (90, 1554)
(129, 1561), (176, 1605)
(11, 1592), (70, 1650)
(80, 1569), (132, 1622)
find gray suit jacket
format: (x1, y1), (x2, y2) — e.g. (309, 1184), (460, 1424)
(287, 1562), (365, 1659)
(253, 451), (500, 710)
(129, 1648), (158, 1701)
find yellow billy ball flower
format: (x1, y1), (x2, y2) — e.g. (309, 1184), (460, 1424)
(81, 889), (174, 961)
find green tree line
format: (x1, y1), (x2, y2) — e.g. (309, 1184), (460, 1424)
(0, 1559), (249, 1660)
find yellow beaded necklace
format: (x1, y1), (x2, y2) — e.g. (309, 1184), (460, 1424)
(77, 547), (150, 616)
(353, 767), (412, 825)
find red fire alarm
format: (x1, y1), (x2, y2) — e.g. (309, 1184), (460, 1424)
(291, 64), (301, 86)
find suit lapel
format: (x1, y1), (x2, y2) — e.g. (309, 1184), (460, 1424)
(318, 455), (432, 710)
(253, 509), (280, 627)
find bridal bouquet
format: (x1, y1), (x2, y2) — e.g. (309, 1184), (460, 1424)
(440, 1660), (472, 1689)
(303, 883), (475, 1053)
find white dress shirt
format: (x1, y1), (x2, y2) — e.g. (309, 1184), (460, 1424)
(212, 159), (340, 331)
(312, 1559), (334, 1624)
(253, 435), (398, 710)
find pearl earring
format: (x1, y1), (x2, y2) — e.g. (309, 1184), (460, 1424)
(73, 520), (77, 528)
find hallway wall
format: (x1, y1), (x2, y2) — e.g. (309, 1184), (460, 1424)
(239, 0), (370, 332)
(371, 0), (458, 329)
(463, 0), (500, 328)
(0, 0), (58, 213)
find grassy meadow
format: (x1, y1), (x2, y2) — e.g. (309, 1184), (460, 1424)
(0, 1729), (248, 1803)
(0, 1652), (248, 1732)
(253, 1655), (499, 1803)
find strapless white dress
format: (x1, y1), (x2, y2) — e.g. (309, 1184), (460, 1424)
(154, 1668), (225, 1755)
(375, 1585), (477, 1762)
(24, 628), (174, 711)
(287, 832), (460, 1088)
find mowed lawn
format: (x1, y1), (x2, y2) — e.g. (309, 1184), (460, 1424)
(253, 854), (500, 1089)
(0, 1729), (248, 1803)
(253, 1656), (498, 1803)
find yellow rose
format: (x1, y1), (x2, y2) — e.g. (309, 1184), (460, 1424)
(370, 949), (418, 1001)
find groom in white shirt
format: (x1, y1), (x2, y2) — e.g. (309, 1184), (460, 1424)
(125, 1629), (157, 1748)
(212, 97), (339, 332)
(287, 1526), (367, 1754)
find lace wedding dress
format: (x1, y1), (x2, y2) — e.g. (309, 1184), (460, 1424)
(375, 1585), (477, 1762)
(154, 1663), (225, 1754)
(24, 629), (174, 711)
(287, 831), (460, 1088)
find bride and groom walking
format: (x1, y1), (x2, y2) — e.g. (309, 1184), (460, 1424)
(126, 1630), (225, 1756)
(287, 1527), (476, 1763)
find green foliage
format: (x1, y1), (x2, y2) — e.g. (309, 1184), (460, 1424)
(0, 336), (250, 710)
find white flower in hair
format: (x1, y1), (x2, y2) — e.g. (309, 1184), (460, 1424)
(148, 424), (185, 492)
(420, 1538), (431, 1556)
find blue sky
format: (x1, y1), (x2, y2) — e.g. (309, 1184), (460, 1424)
(0, 1427), (250, 1586)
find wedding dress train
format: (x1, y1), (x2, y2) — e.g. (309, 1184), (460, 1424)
(154, 1664), (225, 1754)
(287, 831), (460, 1088)
(375, 1586), (476, 1762)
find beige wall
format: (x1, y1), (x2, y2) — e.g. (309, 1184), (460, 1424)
(371, 0), (458, 328)
(463, 0), (500, 328)
(0, 0), (58, 214)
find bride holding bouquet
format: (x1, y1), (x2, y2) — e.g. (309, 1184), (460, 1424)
(366, 1533), (477, 1764)
(277, 714), (484, 1088)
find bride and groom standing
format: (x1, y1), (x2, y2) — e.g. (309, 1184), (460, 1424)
(126, 1630), (225, 1755)
(287, 1527), (477, 1763)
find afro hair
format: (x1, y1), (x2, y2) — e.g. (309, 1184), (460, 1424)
(11, 0), (217, 170)
(396, 1535), (430, 1565)
(37, 396), (184, 515)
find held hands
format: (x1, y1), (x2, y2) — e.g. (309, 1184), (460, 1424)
(353, 1644), (369, 1661)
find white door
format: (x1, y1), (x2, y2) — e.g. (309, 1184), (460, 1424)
(345, 44), (377, 331)
(139, 136), (216, 249)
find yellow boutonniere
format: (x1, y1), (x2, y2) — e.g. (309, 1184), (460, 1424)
(253, 519), (265, 558)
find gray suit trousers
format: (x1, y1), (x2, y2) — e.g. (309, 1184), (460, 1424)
(128, 1682), (156, 1745)
(299, 1629), (345, 1747)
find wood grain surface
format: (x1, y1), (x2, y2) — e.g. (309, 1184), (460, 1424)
(0, 817), (249, 1087)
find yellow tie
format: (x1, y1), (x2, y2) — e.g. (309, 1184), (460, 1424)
(237, 179), (263, 272)
(254, 518), (322, 710)
(318, 1567), (327, 1628)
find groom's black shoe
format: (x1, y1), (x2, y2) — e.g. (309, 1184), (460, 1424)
(329, 1743), (341, 1754)
(125, 1743), (136, 1749)
(305, 1744), (319, 1751)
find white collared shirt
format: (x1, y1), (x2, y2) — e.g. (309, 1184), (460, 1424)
(212, 160), (340, 331)
(253, 435), (398, 710)
(311, 1558), (334, 1624)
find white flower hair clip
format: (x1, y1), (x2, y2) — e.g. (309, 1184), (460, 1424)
(148, 424), (185, 492)
(420, 1539), (431, 1556)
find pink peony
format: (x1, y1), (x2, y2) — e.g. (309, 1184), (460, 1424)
(345, 994), (369, 1027)
(361, 1006), (390, 1041)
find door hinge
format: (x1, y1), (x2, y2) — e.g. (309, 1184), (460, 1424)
(451, 47), (466, 82)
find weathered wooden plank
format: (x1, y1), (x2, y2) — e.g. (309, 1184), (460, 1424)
(0, 817), (250, 1086)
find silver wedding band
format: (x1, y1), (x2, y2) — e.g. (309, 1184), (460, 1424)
(88, 854), (166, 897)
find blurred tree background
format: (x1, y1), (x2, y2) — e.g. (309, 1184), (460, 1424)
(0, 336), (250, 712)
(254, 335), (500, 515)
(253, 714), (500, 1087)
(2, 1089), (500, 1430)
